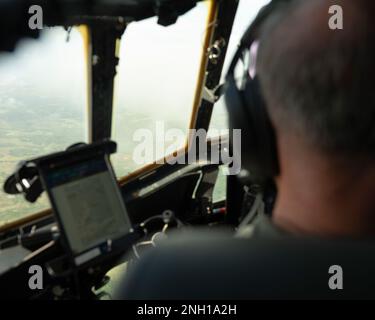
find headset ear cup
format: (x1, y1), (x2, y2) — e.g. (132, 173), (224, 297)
(225, 76), (279, 183)
(244, 78), (279, 180)
(225, 76), (259, 180)
(224, 0), (284, 184)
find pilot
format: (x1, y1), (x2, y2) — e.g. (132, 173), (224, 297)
(114, 0), (375, 299)
(239, 0), (375, 239)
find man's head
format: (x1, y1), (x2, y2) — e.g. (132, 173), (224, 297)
(255, 0), (375, 236)
(257, 0), (375, 157)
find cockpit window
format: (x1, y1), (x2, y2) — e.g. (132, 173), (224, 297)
(112, 1), (210, 177)
(0, 0), (270, 225)
(0, 27), (87, 226)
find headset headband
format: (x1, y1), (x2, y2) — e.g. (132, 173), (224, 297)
(227, 0), (290, 77)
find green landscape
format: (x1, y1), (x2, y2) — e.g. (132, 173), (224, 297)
(0, 91), (226, 227)
(0, 79), (85, 225)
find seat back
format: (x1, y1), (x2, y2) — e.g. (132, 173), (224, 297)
(114, 231), (375, 299)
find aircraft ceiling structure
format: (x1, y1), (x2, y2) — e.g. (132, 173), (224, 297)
(0, 0), (205, 52)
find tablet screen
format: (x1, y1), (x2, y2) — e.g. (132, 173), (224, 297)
(44, 158), (131, 257)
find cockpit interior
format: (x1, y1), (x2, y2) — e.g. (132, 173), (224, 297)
(1, 0), (375, 302)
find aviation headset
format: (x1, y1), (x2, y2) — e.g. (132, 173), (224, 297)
(225, 0), (291, 184)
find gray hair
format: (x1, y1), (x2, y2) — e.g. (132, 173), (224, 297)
(256, 0), (375, 156)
